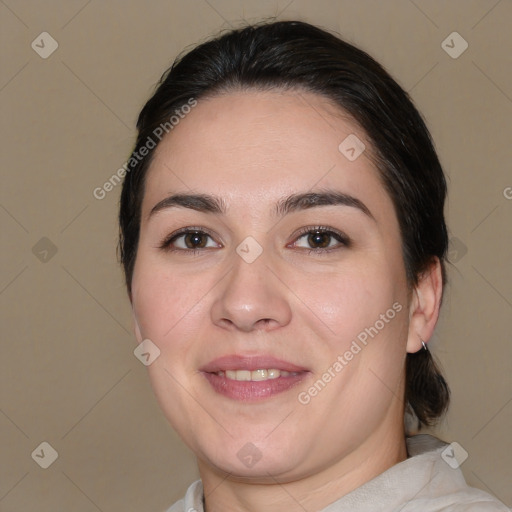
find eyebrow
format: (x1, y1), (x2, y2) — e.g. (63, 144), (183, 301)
(148, 190), (374, 221)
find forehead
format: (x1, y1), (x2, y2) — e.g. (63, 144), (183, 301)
(142, 89), (392, 221)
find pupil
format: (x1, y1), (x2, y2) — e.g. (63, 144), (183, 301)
(308, 231), (330, 248)
(185, 232), (206, 248)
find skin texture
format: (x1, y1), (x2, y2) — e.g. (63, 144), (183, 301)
(130, 89), (443, 512)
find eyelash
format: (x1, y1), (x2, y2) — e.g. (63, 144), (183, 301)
(291, 226), (351, 254)
(158, 225), (351, 255)
(158, 226), (217, 254)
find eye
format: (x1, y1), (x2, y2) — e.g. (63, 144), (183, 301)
(159, 228), (220, 252)
(291, 226), (350, 252)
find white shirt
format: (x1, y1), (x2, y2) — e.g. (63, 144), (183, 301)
(166, 434), (509, 511)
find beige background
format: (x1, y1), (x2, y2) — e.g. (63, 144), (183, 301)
(1, 0), (511, 510)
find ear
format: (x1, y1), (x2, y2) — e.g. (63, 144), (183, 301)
(406, 257), (443, 353)
(132, 305), (143, 344)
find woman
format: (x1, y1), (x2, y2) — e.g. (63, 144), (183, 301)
(119, 20), (508, 512)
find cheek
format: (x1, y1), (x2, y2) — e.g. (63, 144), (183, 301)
(131, 255), (212, 346)
(131, 258), (215, 432)
(132, 272), (176, 339)
(293, 262), (402, 343)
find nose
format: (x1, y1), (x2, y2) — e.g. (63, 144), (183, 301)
(210, 254), (292, 333)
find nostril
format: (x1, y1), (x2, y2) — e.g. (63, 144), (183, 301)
(255, 318), (275, 329)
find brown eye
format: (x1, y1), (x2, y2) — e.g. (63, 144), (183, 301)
(160, 229), (219, 252)
(292, 227), (350, 252)
(307, 231), (332, 249)
(183, 232), (209, 249)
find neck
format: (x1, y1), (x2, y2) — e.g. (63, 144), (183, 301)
(198, 422), (407, 512)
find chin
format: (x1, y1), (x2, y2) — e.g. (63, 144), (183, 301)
(194, 434), (310, 481)
(201, 453), (306, 483)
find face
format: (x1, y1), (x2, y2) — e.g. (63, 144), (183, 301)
(131, 89), (412, 482)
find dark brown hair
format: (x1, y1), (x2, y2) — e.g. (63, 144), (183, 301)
(119, 20), (450, 428)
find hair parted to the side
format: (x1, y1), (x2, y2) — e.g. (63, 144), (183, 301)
(119, 19), (450, 430)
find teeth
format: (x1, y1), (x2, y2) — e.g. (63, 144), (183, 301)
(252, 369), (268, 381)
(219, 369), (299, 381)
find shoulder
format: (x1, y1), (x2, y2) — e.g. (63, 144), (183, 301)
(163, 480), (203, 512)
(421, 493), (510, 511)
(405, 435), (509, 512)
(164, 498), (184, 512)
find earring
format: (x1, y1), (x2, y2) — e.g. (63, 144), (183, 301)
(420, 338), (428, 351)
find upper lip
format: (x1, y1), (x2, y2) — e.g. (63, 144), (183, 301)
(200, 355), (309, 373)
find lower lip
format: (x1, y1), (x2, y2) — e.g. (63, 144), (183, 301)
(202, 372), (308, 401)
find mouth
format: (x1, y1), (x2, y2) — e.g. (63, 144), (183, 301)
(200, 355), (310, 401)
(215, 368), (301, 380)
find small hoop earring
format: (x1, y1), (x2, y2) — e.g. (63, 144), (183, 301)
(421, 339), (428, 351)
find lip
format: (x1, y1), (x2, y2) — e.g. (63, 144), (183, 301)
(199, 354), (309, 373)
(200, 355), (310, 401)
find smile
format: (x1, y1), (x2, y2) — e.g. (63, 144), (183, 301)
(215, 369), (300, 381)
(200, 354), (310, 400)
